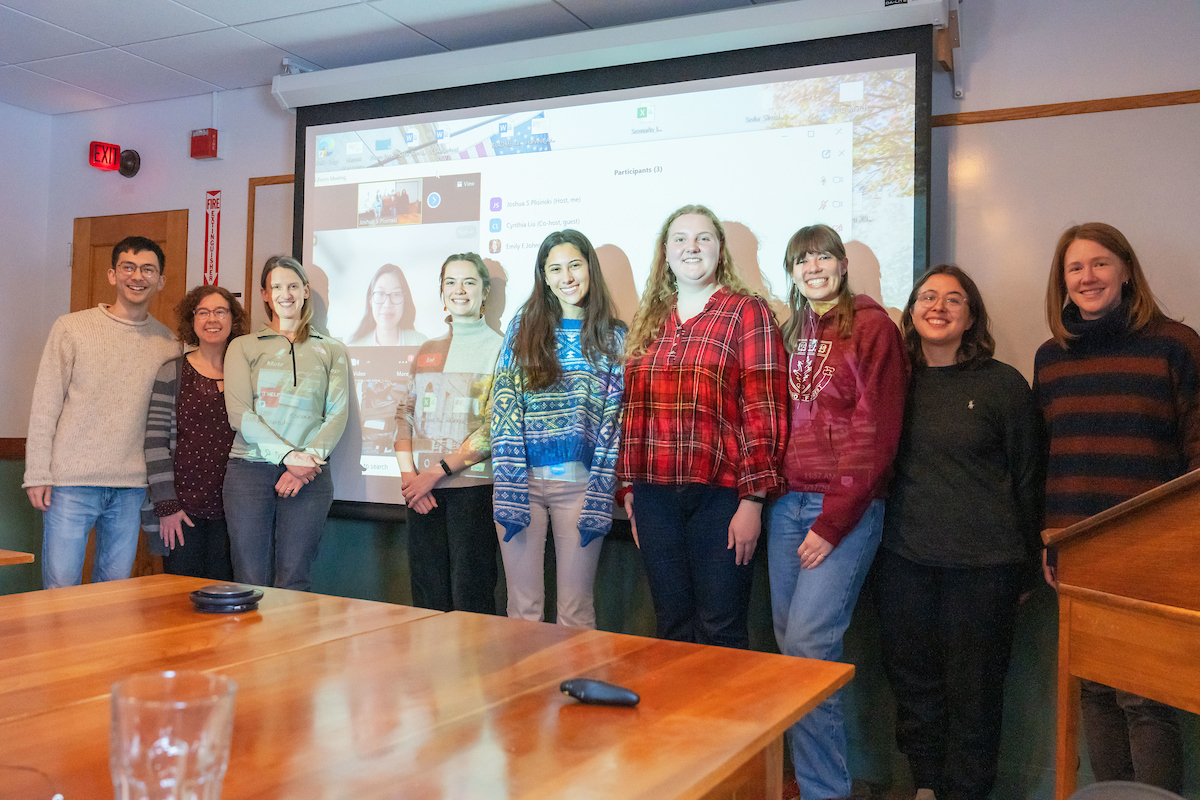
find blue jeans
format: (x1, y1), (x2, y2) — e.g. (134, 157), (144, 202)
(767, 492), (884, 800)
(633, 483), (752, 648)
(223, 459), (334, 591)
(41, 486), (146, 589)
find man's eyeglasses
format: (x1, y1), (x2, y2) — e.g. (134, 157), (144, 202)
(194, 308), (231, 320)
(115, 262), (160, 279)
(371, 290), (405, 306)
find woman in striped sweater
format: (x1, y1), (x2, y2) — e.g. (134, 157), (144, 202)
(491, 229), (626, 628)
(1035, 222), (1200, 793)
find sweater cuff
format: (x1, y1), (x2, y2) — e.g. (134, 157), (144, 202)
(810, 518), (848, 548)
(155, 499), (183, 518)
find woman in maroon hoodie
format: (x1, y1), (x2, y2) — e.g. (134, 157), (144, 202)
(767, 224), (908, 800)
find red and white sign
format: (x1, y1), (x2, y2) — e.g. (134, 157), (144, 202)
(204, 190), (221, 285)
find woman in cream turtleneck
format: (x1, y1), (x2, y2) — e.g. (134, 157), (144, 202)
(395, 252), (503, 613)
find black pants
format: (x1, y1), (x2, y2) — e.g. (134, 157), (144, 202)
(1080, 681), (1182, 792)
(407, 483), (498, 614)
(162, 516), (234, 582)
(874, 548), (1023, 800)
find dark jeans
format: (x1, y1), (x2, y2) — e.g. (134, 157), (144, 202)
(407, 483), (498, 614)
(1080, 681), (1183, 793)
(632, 483), (751, 648)
(162, 516), (234, 582)
(223, 459), (334, 591)
(873, 548), (1023, 800)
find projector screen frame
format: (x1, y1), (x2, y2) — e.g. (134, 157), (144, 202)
(294, 25), (934, 521)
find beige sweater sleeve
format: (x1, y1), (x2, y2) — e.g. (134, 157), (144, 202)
(23, 317), (73, 487)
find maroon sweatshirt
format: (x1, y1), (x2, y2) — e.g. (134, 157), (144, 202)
(782, 294), (909, 546)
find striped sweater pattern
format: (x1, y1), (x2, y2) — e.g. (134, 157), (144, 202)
(1033, 306), (1200, 528)
(490, 316), (626, 546)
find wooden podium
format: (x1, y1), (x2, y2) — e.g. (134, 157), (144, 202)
(1043, 469), (1200, 800)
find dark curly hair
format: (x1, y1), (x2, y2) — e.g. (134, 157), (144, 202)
(175, 285), (248, 349)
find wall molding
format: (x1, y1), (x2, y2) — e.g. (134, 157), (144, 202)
(932, 89), (1200, 127)
(0, 439), (25, 460)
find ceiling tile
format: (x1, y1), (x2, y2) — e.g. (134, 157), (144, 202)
(2, 0), (223, 47)
(556, 0), (750, 29)
(23, 49), (223, 104)
(171, 0), (359, 27)
(0, 6), (107, 63)
(369, 0), (588, 49)
(0, 65), (123, 114)
(238, 4), (444, 70)
(123, 27), (317, 90)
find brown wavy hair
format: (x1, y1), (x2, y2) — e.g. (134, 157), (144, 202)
(175, 285), (248, 349)
(260, 255), (315, 344)
(626, 204), (755, 356)
(779, 224), (855, 349)
(510, 230), (623, 391)
(901, 264), (994, 369)
(1045, 222), (1166, 349)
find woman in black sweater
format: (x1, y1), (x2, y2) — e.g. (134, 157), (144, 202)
(876, 265), (1042, 800)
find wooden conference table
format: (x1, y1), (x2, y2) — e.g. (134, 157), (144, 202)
(0, 575), (852, 799)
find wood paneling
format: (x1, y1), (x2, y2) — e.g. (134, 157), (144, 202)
(932, 88), (1200, 127)
(0, 438), (24, 460)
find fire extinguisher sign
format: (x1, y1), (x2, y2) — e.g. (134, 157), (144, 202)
(204, 190), (221, 285)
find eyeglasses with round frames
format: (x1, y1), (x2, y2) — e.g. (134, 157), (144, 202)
(194, 308), (231, 320)
(915, 291), (967, 310)
(115, 262), (160, 278)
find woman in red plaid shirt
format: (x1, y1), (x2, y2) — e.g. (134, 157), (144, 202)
(617, 204), (788, 649)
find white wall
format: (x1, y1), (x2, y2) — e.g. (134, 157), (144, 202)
(930, 0), (1200, 378)
(0, 101), (52, 437)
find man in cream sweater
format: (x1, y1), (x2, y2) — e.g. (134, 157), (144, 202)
(24, 236), (180, 589)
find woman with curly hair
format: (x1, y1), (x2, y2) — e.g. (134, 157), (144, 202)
(619, 204), (787, 649)
(491, 229), (626, 628)
(143, 285), (248, 579)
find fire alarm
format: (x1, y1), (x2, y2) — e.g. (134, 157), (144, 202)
(191, 128), (218, 159)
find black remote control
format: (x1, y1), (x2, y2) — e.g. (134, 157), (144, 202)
(560, 678), (640, 707)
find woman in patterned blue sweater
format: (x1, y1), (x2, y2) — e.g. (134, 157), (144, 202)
(491, 229), (626, 628)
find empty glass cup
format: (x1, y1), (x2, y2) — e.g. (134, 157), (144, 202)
(110, 671), (236, 800)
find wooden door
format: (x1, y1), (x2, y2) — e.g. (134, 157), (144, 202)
(71, 210), (188, 322)
(70, 210), (188, 581)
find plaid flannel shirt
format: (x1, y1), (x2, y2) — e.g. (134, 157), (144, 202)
(618, 287), (787, 498)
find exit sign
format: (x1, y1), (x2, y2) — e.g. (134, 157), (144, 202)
(89, 141), (120, 171)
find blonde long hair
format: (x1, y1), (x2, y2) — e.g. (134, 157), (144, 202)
(626, 204), (755, 356)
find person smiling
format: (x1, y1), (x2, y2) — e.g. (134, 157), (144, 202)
(24, 236), (180, 588)
(619, 204), (787, 649)
(223, 255), (349, 591)
(396, 253), (504, 613)
(876, 265), (1041, 800)
(144, 286), (249, 580)
(1034, 223), (1200, 792)
(766, 223), (907, 800)
(490, 230), (626, 628)
(347, 263), (427, 347)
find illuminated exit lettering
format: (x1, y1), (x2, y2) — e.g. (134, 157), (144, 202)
(89, 141), (120, 171)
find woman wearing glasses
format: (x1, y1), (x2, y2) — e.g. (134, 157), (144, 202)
(348, 263), (427, 347)
(143, 286), (248, 580)
(876, 265), (1041, 800)
(767, 223), (908, 800)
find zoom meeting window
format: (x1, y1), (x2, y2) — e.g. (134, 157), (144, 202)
(303, 45), (925, 504)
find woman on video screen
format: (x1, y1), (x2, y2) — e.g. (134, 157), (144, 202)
(347, 263), (428, 347)
(491, 229), (626, 628)
(396, 253), (504, 613)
